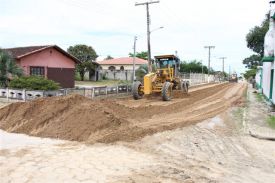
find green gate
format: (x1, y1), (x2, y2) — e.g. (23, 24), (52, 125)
(270, 69), (274, 99)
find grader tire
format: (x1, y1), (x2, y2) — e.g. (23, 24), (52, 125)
(132, 81), (143, 100)
(183, 82), (189, 94)
(162, 82), (173, 101)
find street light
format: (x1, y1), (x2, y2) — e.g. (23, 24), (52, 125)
(149, 26), (164, 71)
(150, 26), (164, 33)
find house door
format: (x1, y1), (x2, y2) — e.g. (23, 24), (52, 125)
(270, 69), (274, 99)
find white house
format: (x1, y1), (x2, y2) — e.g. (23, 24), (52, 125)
(97, 57), (148, 81)
(262, 2), (275, 104)
(98, 57), (147, 71)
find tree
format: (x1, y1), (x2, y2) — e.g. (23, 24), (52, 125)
(179, 60), (209, 73)
(67, 44), (98, 81)
(242, 54), (262, 69)
(243, 14), (269, 68)
(104, 55), (113, 60)
(243, 69), (257, 80)
(129, 51), (148, 60)
(0, 50), (23, 87)
(246, 15), (269, 56)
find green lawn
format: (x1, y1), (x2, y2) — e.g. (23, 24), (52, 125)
(75, 80), (131, 87)
(267, 116), (275, 129)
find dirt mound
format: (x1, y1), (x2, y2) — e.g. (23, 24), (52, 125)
(0, 94), (129, 142)
(0, 83), (247, 143)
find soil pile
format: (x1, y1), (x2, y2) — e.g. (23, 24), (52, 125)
(0, 95), (129, 142)
(0, 83), (247, 143)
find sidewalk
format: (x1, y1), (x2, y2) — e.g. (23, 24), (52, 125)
(244, 84), (275, 140)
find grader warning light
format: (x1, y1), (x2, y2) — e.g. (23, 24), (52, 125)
(132, 55), (189, 101)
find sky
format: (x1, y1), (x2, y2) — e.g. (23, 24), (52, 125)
(0, 0), (272, 74)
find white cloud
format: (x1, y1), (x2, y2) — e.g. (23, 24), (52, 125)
(0, 0), (272, 73)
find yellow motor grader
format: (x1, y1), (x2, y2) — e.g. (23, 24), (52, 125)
(132, 55), (189, 101)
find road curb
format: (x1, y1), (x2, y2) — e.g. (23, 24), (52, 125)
(249, 130), (275, 141)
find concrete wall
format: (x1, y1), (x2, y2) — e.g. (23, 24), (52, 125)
(262, 62), (272, 99)
(273, 63), (275, 104)
(255, 68), (262, 92)
(100, 70), (133, 81)
(262, 4), (275, 103)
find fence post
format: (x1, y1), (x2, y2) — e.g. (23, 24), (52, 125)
(6, 88), (9, 102)
(23, 89), (26, 102)
(116, 86), (119, 95)
(105, 87), (108, 96)
(91, 87), (94, 99)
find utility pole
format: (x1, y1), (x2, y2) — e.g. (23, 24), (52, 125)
(219, 57), (226, 81)
(132, 36), (137, 81)
(219, 57), (226, 74)
(135, 0), (160, 73)
(204, 46), (215, 82)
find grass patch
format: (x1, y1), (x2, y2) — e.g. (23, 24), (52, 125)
(255, 93), (264, 102)
(267, 116), (275, 129)
(75, 80), (131, 87)
(232, 107), (245, 131)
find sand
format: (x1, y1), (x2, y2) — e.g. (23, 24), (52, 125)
(0, 83), (247, 143)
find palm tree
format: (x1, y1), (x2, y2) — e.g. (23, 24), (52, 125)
(0, 50), (23, 87)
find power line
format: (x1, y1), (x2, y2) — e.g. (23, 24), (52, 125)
(135, 1), (160, 73)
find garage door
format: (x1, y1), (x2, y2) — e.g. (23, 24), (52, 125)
(47, 68), (75, 88)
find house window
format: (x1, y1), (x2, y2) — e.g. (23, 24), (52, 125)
(30, 67), (45, 76)
(108, 66), (115, 71)
(120, 66), (124, 71)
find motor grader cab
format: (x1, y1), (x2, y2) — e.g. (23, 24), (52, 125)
(132, 55), (189, 101)
(229, 73), (238, 83)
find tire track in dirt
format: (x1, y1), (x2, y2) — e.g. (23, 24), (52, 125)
(115, 111), (275, 183)
(0, 83), (247, 144)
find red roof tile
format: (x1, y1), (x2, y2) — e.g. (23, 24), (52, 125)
(2, 45), (80, 64)
(98, 57), (147, 65)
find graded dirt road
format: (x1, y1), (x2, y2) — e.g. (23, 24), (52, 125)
(1, 82), (275, 183)
(0, 82), (246, 143)
(1, 109), (275, 183)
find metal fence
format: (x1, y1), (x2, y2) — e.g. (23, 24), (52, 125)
(0, 74), (219, 102)
(0, 85), (132, 101)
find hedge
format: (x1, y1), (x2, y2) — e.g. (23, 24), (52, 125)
(9, 76), (60, 90)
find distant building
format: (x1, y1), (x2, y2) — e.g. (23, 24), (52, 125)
(98, 57), (147, 71)
(97, 57), (147, 81)
(3, 45), (80, 88)
(261, 2), (275, 104)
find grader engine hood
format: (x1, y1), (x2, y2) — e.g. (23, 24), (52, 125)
(143, 73), (157, 95)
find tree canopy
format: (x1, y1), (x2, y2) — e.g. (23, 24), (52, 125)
(67, 44), (98, 81)
(67, 44), (98, 62)
(104, 55), (114, 60)
(129, 51), (148, 60)
(243, 14), (269, 69)
(0, 50), (23, 87)
(179, 60), (209, 74)
(246, 15), (269, 56)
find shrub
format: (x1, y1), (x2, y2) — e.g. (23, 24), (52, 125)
(74, 72), (81, 81)
(9, 76), (60, 90)
(267, 116), (275, 129)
